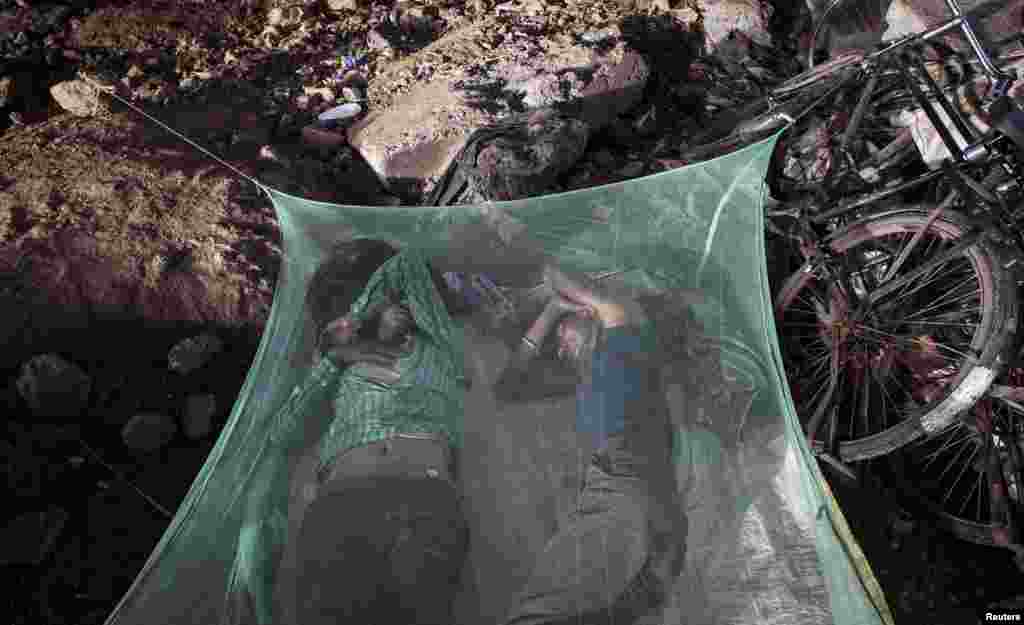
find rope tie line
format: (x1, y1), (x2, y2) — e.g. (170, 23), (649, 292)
(83, 75), (268, 193)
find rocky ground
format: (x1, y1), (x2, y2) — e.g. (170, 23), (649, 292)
(2, 0), (1024, 623)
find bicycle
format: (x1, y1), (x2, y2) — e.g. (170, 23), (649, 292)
(882, 363), (1024, 558)
(678, 0), (1024, 472)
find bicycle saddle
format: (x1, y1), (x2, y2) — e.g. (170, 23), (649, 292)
(990, 96), (1024, 158)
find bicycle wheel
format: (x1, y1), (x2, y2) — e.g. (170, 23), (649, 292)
(807, 0), (888, 68)
(885, 365), (1024, 549)
(774, 206), (1017, 462)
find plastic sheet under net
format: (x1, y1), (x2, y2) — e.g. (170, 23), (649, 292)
(101, 132), (893, 625)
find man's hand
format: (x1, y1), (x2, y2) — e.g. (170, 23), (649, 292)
(324, 316), (360, 346)
(326, 341), (405, 385)
(544, 265), (646, 329)
(327, 341), (404, 365)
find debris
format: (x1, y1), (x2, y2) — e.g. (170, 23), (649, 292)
(318, 102), (363, 126)
(302, 124), (348, 148)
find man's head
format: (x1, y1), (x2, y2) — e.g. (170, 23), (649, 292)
(555, 312), (600, 374)
(305, 239), (459, 342)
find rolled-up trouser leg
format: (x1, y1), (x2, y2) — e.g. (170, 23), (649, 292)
(502, 460), (682, 625)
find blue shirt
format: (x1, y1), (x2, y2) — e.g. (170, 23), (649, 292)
(576, 323), (657, 452)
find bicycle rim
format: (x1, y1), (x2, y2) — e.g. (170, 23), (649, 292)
(886, 366), (1024, 548)
(774, 208), (1016, 461)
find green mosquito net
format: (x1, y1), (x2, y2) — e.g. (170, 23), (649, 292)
(101, 132), (894, 625)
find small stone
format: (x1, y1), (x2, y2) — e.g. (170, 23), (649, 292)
(367, 29), (390, 50)
(122, 412), (178, 452)
(581, 29), (615, 43)
(167, 333), (223, 375)
(303, 86), (336, 103)
(16, 354), (92, 420)
(259, 144), (289, 165)
(302, 125), (348, 148)
(0, 76), (12, 108)
(182, 394), (217, 440)
(328, 0), (360, 10)
(341, 86), (364, 102)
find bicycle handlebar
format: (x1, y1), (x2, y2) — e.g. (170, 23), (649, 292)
(810, 0), (1015, 97)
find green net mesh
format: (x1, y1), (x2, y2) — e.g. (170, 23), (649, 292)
(101, 132), (893, 625)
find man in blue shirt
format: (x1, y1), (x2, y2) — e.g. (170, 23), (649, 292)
(496, 266), (687, 625)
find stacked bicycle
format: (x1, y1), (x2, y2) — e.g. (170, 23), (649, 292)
(682, 0), (1024, 563)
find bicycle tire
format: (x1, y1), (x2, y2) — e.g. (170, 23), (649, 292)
(884, 366), (1024, 549)
(774, 206), (1018, 462)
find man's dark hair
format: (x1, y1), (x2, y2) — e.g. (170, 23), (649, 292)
(305, 239), (462, 340)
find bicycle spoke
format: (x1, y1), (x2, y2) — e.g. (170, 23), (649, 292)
(876, 256), (971, 311)
(939, 442), (979, 505)
(917, 424), (972, 465)
(856, 325), (972, 362)
(968, 469), (984, 520)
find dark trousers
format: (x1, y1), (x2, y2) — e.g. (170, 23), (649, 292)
(501, 445), (686, 625)
(292, 436), (469, 625)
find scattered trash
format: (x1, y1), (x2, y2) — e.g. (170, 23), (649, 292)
(317, 102), (362, 129)
(338, 54), (367, 71)
(581, 29), (616, 44)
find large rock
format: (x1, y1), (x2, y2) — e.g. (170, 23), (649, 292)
(686, 0), (774, 52)
(348, 19), (649, 198)
(16, 353), (92, 420)
(50, 80), (102, 117)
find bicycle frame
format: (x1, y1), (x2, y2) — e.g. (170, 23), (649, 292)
(795, 1), (1024, 250)
(811, 0), (1014, 95)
